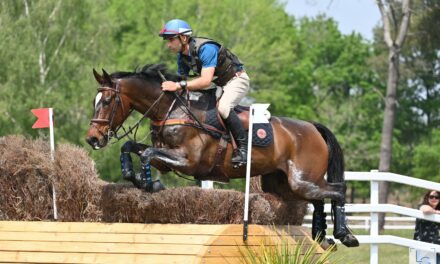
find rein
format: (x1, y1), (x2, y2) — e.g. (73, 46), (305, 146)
(114, 91), (167, 141)
(157, 70), (211, 135)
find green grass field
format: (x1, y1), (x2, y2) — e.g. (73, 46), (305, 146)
(332, 229), (414, 264)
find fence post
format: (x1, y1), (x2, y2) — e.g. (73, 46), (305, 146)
(370, 169), (379, 264)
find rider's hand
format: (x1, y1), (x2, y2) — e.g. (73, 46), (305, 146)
(161, 81), (180, 92)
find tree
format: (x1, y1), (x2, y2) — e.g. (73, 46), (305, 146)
(0, 0), (115, 143)
(376, 0), (411, 230)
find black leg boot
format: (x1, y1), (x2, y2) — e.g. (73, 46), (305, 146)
(223, 110), (248, 166)
(120, 141), (137, 181)
(332, 201), (359, 247)
(312, 201), (336, 250)
(120, 152), (135, 181)
(312, 201), (327, 242)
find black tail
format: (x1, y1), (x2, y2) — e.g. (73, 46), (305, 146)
(313, 122), (344, 183)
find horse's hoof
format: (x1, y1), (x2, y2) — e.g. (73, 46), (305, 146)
(319, 238), (337, 251)
(339, 234), (359, 247)
(122, 169), (135, 181)
(150, 180), (166, 193)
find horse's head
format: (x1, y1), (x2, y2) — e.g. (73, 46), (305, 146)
(85, 69), (132, 149)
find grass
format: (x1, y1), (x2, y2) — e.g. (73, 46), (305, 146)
(238, 232), (340, 264)
(332, 229), (414, 264)
(237, 228), (414, 263)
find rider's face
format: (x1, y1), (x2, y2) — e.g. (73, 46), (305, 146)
(166, 37), (182, 53)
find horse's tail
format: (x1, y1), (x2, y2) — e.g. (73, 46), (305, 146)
(313, 122), (345, 183)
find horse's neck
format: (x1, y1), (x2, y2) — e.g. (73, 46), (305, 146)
(127, 80), (174, 120)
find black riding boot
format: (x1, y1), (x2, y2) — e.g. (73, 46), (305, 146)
(224, 110), (248, 165)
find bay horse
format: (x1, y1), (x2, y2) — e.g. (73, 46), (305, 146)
(85, 64), (358, 247)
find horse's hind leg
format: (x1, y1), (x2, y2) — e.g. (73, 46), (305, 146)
(311, 200), (335, 249)
(286, 160), (344, 201)
(331, 196), (359, 247)
(286, 160), (355, 247)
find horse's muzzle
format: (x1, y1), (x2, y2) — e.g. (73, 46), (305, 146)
(86, 134), (108, 150)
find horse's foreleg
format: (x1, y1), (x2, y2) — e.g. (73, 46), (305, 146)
(136, 147), (192, 192)
(140, 147), (189, 168)
(286, 160), (343, 201)
(120, 141), (148, 181)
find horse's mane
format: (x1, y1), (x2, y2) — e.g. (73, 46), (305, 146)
(110, 64), (181, 82)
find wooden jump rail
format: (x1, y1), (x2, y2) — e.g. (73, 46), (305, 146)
(0, 221), (319, 264)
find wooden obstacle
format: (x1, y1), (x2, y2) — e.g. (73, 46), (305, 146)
(0, 221), (321, 264)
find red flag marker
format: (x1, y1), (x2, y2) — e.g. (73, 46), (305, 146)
(31, 108), (51, 128)
(31, 107), (57, 219)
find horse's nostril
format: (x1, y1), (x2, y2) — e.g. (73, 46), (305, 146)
(87, 136), (98, 146)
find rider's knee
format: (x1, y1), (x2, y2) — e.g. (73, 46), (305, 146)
(217, 104), (230, 119)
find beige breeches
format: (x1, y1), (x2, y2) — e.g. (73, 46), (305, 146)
(217, 72), (250, 119)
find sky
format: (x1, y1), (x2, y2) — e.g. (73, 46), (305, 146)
(285, 0), (381, 40)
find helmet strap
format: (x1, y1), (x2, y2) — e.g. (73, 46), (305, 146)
(178, 35), (189, 54)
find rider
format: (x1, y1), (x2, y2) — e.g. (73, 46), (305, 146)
(159, 19), (250, 165)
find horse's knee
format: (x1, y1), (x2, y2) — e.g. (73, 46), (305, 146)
(141, 148), (154, 163)
(121, 141), (136, 152)
(122, 141), (149, 155)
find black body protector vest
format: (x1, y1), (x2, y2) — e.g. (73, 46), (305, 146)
(180, 37), (243, 87)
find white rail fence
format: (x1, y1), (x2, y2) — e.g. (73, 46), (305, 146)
(320, 170), (440, 264)
(302, 215), (415, 230)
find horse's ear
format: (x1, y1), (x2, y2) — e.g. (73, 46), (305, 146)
(102, 69), (112, 84)
(93, 68), (104, 84)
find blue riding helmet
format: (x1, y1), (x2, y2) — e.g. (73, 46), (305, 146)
(159, 19), (192, 39)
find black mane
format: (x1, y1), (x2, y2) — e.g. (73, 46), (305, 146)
(110, 64), (181, 82)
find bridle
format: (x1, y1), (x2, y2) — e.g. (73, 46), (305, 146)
(90, 81), (128, 141)
(89, 78), (167, 143)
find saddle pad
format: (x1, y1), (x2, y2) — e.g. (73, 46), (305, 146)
(251, 123), (273, 147)
(204, 108), (273, 147)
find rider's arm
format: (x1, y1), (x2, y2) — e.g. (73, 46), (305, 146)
(184, 67), (215, 90)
